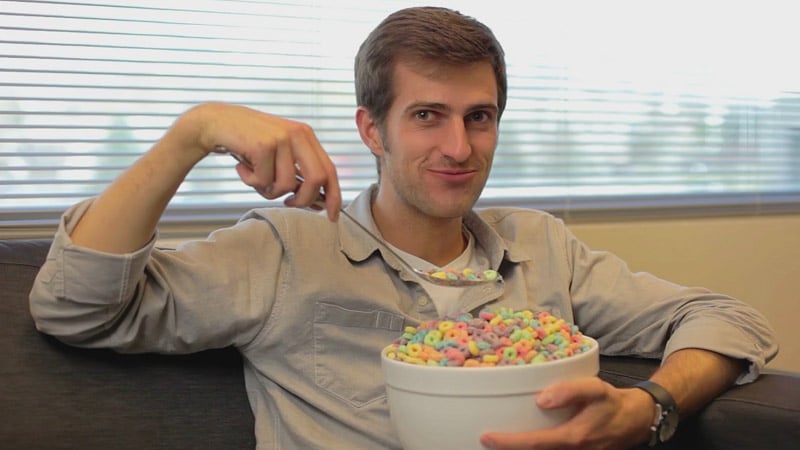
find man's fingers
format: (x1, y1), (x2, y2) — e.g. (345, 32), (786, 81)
(537, 377), (609, 409)
(320, 156), (341, 221)
(270, 133), (298, 196)
(481, 423), (585, 450)
(286, 127), (341, 220)
(212, 108), (340, 218)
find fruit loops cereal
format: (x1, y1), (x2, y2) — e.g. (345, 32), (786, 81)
(384, 307), (592, 367)
(424, 268), (499, 282)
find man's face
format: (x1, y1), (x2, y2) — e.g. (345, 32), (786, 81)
(372, 60), (499, 220)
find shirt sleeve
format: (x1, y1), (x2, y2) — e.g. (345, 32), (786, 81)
(29, 198), (280, 354)
(562, 224), (778, 384)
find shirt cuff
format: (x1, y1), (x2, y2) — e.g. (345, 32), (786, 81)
(52, 198), (158, 305)
(663, 318), (775, 385)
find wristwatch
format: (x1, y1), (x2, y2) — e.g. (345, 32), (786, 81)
(634, 380), (679, 446)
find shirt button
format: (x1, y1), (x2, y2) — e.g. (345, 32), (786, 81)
(417, 297), (429, 306)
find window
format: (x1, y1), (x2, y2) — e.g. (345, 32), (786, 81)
(2, 0), (799, 238)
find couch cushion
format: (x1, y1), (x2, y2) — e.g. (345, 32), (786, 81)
(598, 356), (800, 450)
(0, 239), (255, 449)
(0, 238), (51, 266)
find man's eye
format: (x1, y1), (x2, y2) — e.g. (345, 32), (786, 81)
(415, 111), (431, 120)
(468, 111), (490, 122)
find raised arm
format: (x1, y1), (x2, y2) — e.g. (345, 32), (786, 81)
(70, 102), (341, 253)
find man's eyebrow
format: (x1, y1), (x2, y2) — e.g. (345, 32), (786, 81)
(469, 103), (499, 113)
(404, 101), (449, 113)
(403, 102), (498, 113)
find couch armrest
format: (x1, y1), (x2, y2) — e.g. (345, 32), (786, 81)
(599, 356), (800, 450)
(1, 239), (256, 450)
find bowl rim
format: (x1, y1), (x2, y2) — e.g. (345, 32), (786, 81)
(381, 336), (600, 396)
(381, 335), (598, 371)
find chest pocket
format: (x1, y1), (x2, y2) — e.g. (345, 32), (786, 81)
(313, 302), (406, 408)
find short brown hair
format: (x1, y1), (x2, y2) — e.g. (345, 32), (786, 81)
(354, 7), (507, 129)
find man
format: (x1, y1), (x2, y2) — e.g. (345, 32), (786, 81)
(30, 6), (777, 450)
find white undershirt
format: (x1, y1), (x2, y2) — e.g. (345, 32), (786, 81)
(387, 228), (491, 317)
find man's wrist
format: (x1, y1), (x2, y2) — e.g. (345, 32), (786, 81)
(634, 380), (680, 446)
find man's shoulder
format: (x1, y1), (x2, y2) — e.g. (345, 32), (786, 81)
(471, 206), (569, 246)
(241, 206), (328, 221)
(470, 206), (571, 256)
(236, 206), (335, 235)
(475, 206), (563, 228)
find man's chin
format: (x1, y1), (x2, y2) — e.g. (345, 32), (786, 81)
(424, 198), (479, 218)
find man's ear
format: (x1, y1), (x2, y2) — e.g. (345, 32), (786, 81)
(356, 107), (385, 156)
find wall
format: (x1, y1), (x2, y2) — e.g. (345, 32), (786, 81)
(567, 213), (800, 373)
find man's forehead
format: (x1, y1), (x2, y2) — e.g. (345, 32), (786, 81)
(394, 57), (493, 82)
(390, 60), (498, 107)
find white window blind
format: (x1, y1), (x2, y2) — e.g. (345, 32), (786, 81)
(2, 0), (799, 235)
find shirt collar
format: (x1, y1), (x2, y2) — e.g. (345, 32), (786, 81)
(338, 184), (531, 269)
(337, 185), (382, 263)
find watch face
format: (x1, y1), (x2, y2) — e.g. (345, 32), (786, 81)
(659, 409), (680, 442)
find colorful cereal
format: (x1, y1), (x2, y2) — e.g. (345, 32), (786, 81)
(384, 307), (592, 367)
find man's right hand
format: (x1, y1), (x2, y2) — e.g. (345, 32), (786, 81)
(174, 103), (341, 217)
(70, 102), (341, 253)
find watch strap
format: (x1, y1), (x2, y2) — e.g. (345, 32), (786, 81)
(634, 380), (679, 446)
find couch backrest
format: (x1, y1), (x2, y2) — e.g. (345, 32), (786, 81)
(0, 239), (255, 449)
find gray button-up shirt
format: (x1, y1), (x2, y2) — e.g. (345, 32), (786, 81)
(30, 185), (778, 449)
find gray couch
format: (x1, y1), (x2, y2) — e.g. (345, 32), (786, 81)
(2, 238), (798, 449)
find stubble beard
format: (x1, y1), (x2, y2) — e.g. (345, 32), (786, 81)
(379, 139), (485, 219)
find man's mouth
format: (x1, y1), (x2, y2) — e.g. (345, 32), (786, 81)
(428, 168), (479, 183)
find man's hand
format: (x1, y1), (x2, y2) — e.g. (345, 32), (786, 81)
(480, 348), (745, 450)
(173, 102), (341, 220)
(480, 377), (653, 450)
(71, 102), (341, 253)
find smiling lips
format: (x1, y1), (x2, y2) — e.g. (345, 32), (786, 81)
(429, 167), (479, 184)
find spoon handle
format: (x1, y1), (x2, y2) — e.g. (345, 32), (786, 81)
(292, 176), (426, 278)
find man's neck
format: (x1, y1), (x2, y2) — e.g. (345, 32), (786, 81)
(371, 197), (466, 267)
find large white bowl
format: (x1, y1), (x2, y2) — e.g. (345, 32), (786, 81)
(381, 336), (599, 450)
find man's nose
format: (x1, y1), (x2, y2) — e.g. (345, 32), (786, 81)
(439, 119), (472, 162)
